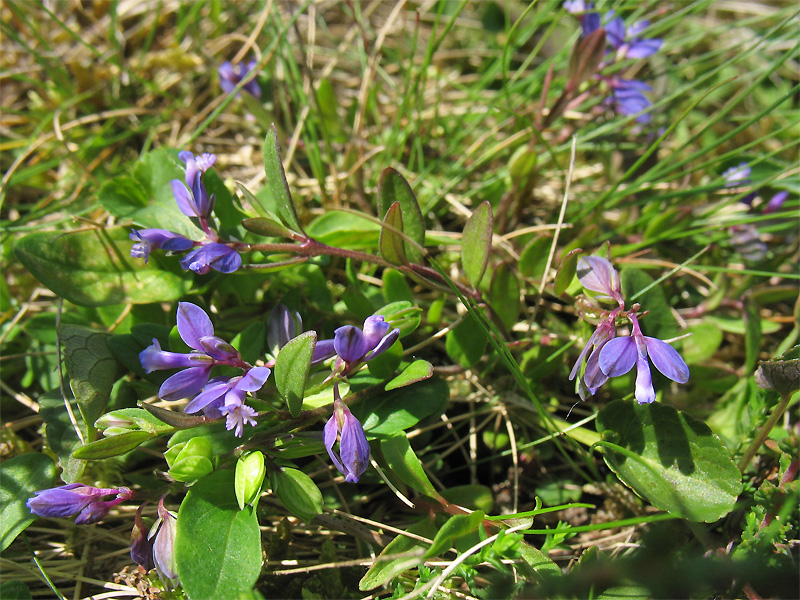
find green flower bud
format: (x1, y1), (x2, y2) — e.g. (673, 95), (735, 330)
(166, 437), (214, 482)
(235, 451), (266, 509)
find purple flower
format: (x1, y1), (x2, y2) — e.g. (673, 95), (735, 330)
(129, 229), (193, 263)
(27, 483), (132, 525)
(180, 242), (242, 274)
(139, 302), (242, 401)
(170, 172), (215, 220)
(577, 255), (624, 306)
(267, 304), (303, 356)
(722, 162), (751, 187)
(609, 78), (654, 123)
(150, 498), (179, 589)
(333, 315), (400, 365)
(184, 366), (271, 437)
(219, 60), (261, 99)
(598, 313), (689, 404)
(564, 1), (601, 36)
(130, 504), (153, 570)
(606, 15), (662, 59)
(178, 151), (216, 188)
(570, 312), (618, 399)
(763, 191), (788, 214)
(324, 384), (370, 483)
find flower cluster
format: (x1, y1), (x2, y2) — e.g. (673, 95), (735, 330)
(569, 255), (689, 404)
(129, 151), (242, 274)
(565, 1), (662, 123)
(26, 483), (133, 525)
(140, 302), (268, 437)
(721, 162), (790, 261)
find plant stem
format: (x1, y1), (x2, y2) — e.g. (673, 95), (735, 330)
(738, 391), (793, 472)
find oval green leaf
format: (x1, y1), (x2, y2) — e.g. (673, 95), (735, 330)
(269, 467), (323, 522)
(0, 453), (56, 552)
(461, 201), (493, 288)
(595, 400), (741, 522)
(489, 261), (520, 330)
(385, 360), (434, 391)
(378, 168), (425, 262)
(264, 124), (304, 234)
(275, 331), (316, 417)
(379, 433), (438, 498)
(72, 431), (154, 459)
(379, 202), (409, 266)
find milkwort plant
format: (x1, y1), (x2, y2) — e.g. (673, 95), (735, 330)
(3, 2), (798, 599)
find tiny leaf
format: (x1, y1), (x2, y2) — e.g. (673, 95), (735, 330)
(554, 248), (582, 296)
(378, 168), (425, 262)
(385, 360), (434, 390)
(424, 511), (485, 559)
(379, 202), (409, 265)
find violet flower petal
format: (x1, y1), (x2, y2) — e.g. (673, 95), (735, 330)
(184, 378), (230, 413)
(177, 302), (214, 350)
(362, 316), (391, 350)
(323, 415), (345, 473)
(139, 339), (203, 373)
(576, 256), (622, 302)
(334, 325), (368, 363)
(644, 337), (689, 383)
(338, 406), (370, 483)
(158, 365), (213, 401)
(170, 180), (197, 218)
(365, 328), (400, 361)
(237, 366), (271, 392)
(199, 335), (239, 362)
(598, 336), (637, 377)
(634, 352), (656, 404)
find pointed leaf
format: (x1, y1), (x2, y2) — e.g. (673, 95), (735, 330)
(385, 360), (434, 390)
(378, 168), (425, 262)
(139, 401), (212, 429)
(72, 431), (155, 459)
(554, 248), (582, 296)
(519, 234), (552, 280)
(379, 433), (438, 498)
(461, 201), (493, 288)
(264, 124), (303, 234)
(423, 511), (485, 559)
(379, 202), (408, 265)
(275, 331), (316, 417)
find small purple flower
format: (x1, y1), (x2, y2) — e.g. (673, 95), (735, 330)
(129, 229), (193, 263)
(150, 498), (179, 589)
(570, 312), (618, 399)
(180, 242), (242, 274)
(598, 313), (689, 404)
(170, 172), (215, 220)
(184, 366), (271, 437)
(27, 483), (132, 525)
(609, 78), (654, 123)
(130, 504), (153, 570)
(178, 151), (216, 188)
(139, 302), (243, 401)
(333, 315), (400, 365)
(267, 304), (303, 356)
(606, 15), (662, 59)
(219, 60), (261, 99)
(763, 191), (788, 214)
(577, 256), (624, 306)
(324, 384), (370, 483)
(722, 162), (751, 187)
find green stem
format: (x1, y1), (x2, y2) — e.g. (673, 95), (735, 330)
(738, 391), (793, 472)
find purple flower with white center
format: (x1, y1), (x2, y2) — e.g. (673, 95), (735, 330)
(129, 229), (193, 263)
(608, 78), (654, 123)
(605, 15), (662, 59)
(170, 172), (215, 220)
(598, 312), (689, 404)
(324, 383), (370, 483)
(333, 315), (400, 365)
(183, 366), (271, 437)
(139, 302), (243, 401)
(27, 483), (133, 525)
(577, 255), (624, 306)
(219, 60), (261, 99)
(150, 498), (179, 589)
(178, 151), (216, 188)
(180, 242), (242, 274)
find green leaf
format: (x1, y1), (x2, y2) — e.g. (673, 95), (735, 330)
(382, 268), (414, 304)
(379, 433), (438, 498)
(424, 511), (485, 559)
(14, 228), (189, 307)
(72, 431), (154, 459)
(176, 470), (262, 599)
(241, 216), (297, 240)
(379, 202), (409, 265)
(517, 541), (563, 581)
(489, 262), (520, 330)
(595, 400), (741, 522)
(0, 581), (32, 600)
(461, 201), (493, 288)
(275, 331), (316, 417)
(357, 377), (449, 435)
(519, 235), (552, 280)
(359, 518), (435, 591)
(440, 485), (494, 513)
(264, 124), (304, 234)
(446, 313), (488, 368)
(58, 325), (125, 431)
(378, 168), (425, 262)
(305, 211), (381, 249)
(620, 267), (678, 341)
(0, 453), (56, 552)
(374, 301), (422, 338)
(554, 248), (582, 297)
(269, 467), (323, 522)
(743, 297), (762, 374)
(681, 322), (723, 364)
(509, 148), (538, 194)
(385, 360), (434, 390)
(39, 392), (86, 482)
